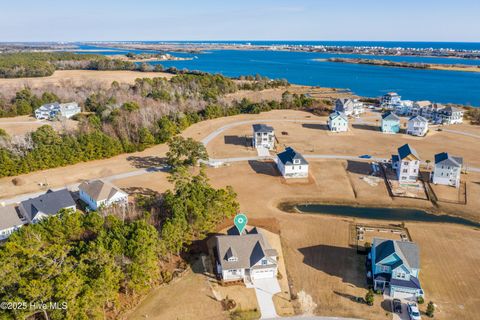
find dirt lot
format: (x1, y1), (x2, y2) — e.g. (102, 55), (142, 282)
(0, 115), (78, 136)
(0, 70), (173, 91)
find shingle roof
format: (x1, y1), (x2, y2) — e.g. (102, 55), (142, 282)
(252, 124), (274, 133)
(79, 179), (125, 202)
(216, 230), (278, 270)
(398, 144), (420, 161)
(408, 115), (428, 123)
(0, 205), (25, 230)
(374, 238), (420, 270)
(382, 112), (400, 121)
(414, 100), (432, 108)
(390, 276), (422, 289)
(277, 147), (308, 166)
(20, 189), (76, 222)
(329, 111), (348, 122)
(434, 152), (463, 167)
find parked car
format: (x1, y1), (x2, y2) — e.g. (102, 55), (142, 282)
(407, 302), (422, 320)
(393, 299), (402, 313)
(359, 154), (372, 159)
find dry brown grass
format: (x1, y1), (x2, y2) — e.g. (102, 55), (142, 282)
(0, 115), (78, 136)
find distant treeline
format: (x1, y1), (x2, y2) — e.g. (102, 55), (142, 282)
(0, 73), (314, 178)
(0, 52), (167, 78)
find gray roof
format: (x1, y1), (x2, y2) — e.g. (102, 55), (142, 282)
(434, 152), (463, 167)
(329, 111), (348, 122)
(277, 147), (308, 166)
(20, 189), (76, 222)
(408, 115), (428, 123)
(79, 179), (126, 202)
(0, 205), (25, 230)
(398, 144), (420, 160)
(374, 238), (420, 270)
(438, 106), (463, 115)
(216, 229), (278, 270)
(390, 276), (422, 289)
(382, 111), (400, 121)
(252, 124), (274, 133)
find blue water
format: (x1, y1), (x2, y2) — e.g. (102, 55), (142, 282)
(75, 43), (480, 106)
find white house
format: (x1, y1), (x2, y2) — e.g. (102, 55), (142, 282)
(79, 179), (128, 211)
(381, 92), (402, 108)
(407, 116), (429, 137)
(410, 101), (431, 117)
(391, 144), (420, 183)
(18, 189), (76, 223)
(327, 111), (349, 132)
(276, 147), (309, 179)
(335, 98), (364, 117)
(436, 106), (464, 125)
(215, 227), (278, 282)
(393, 100), (414, 116)
(0, 205), (26, 240)
(35, 102), (81, 120)
(431, 152), (463, 188)
(252, 124), (275, 150)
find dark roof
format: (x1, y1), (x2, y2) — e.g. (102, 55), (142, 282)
(329, 111), (348, 121)
(252, 124), (274, 133)
(374, 273), (392, 282)
(20, 189), (76, 222)
(390, 276), (422, 289)
(392, 155), (399, 163)
(374, 239), (396, 264)
(398, 144), (420, 160)
(382, 112), (400, 121)
(277, 147), (308, 166)
(374, 238), (420, 270)
(434, 152), (463, 167)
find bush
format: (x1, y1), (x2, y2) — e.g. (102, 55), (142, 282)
(365, 289), (375, 306)
(417, 296), (424, 304)
(221, 296), (236, 311)
(426, 301), (435, 317)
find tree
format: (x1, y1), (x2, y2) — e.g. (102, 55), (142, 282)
(365, 289), (374, 306)
(138, 127), (155, 150)
(166, 136), (208, 168)
(0, 128), (7, 137)
(426, 301), (435, 317)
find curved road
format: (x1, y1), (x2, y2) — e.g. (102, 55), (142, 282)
(2, 117), (480, 205)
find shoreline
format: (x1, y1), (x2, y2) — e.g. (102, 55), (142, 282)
(322, 57), (480, 73)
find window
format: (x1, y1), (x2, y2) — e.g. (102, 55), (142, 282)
(261, 259), (268, 265)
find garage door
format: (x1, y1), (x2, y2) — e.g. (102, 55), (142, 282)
(251, 269), (275, 280)
(392, 289), (415, 301)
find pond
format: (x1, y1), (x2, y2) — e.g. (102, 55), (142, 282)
(292, 203), (480, 228)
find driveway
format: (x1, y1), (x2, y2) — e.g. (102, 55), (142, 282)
(252, 278), (281, 319)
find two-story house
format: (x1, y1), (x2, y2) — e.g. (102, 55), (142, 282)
(436, 106), (464, 125)
(34, 102), (80, 120)
(391, 144), (420, 183)
(0, 205), (26, 240)
(381, 92), (402, 108)
(215, 227), (278, 283)
(79, 179), (128, 211)
(371, 238), (424, 300)
(18, 189), (77, 223)
(335, 98), (364, 117)
(276, 147), (309, 178)
(327, 111), (349, 132)
(381, 112), (401, 134)
(252, 124), (275, 150)
(431, 152), (463, 188)
(407, 116), (429, 137)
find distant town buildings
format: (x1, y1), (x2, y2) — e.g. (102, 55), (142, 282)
(407, 116), (429, 137)
(327, 111), (349, 132)
(276, 147), (309, 179)
(214, 227), (278, 282)
(252, 124), (275, 150)
(79, 179), (128, 211)
(392, 144), (420, 183)
(381, 112), (401, 134)
(432, 152), (463, 188)
(335, 98), (365, 117)
(35, 102), (81, 120)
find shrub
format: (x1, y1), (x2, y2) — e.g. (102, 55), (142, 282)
(365, 289), (375, 306)
(417, 296), (424, 304)
(426, 301), (435, 317)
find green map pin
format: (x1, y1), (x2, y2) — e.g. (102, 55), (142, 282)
(234, 213), (248, 235)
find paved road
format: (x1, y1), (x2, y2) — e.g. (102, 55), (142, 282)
(2, 117), (480, 204)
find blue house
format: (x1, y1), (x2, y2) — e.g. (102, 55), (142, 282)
(381, 112), (401, 134)
(370, 238), (424, 300)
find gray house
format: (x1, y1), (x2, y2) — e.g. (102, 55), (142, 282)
(18, 189), (76, 223)
(215, 227), (278, 283)
(35, 102), (81, 120)
(431, 152), (463, 188)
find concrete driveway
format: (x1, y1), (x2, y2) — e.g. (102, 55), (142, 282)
(252, 278), (281, 319)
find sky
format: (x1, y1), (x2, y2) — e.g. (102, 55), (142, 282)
(0, 0), (479, 42)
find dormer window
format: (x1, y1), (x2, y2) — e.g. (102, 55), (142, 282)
(228, 256), (238, 262)
(293, 159), (300, 165)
